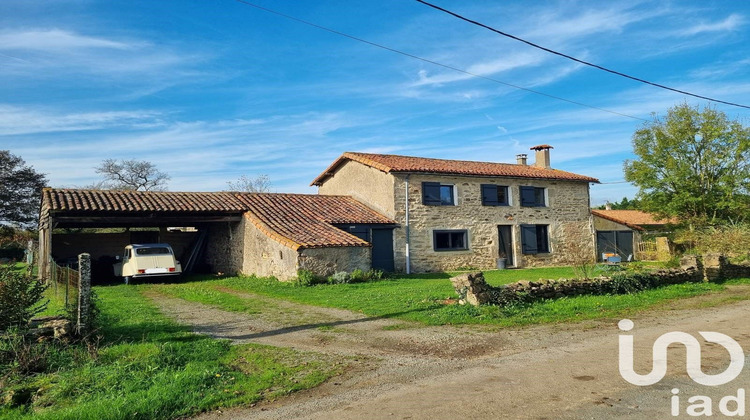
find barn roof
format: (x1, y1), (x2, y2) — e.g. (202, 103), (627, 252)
(591, 209), (676, 231)
(40, 188), (395, 249)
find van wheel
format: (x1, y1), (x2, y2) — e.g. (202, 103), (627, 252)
(124, 276), (131, 285)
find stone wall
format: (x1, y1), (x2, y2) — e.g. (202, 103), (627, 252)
(298, 246), (371, 277)
(204, 220), (244, 275)
(317, 160), (397, 219)
(703, 253), (750, 281)
(391, 173), (594, 272)
(240, 216), (299, 281)
(451, 255), (705, 306)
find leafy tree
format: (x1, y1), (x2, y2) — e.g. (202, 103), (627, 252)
(624, 104), (750, 225)
(226, 174), (272, 192)
(0, 151), (48, 229)
(95, 159), (170, 191)
(595, 197), (641, 210)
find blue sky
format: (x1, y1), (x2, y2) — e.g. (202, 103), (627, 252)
(1, 0), (749, 205)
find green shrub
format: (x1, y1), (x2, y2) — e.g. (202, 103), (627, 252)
(327, 271), (350, 284)
(606, 272), (661, 294)
(349, 269), (366, 283)
(0, 265), (47, 332)
(294, 269), (325, 287)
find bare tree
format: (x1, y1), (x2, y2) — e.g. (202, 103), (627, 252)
(226, 174), (272, 193)
(95, 159), (170, 191)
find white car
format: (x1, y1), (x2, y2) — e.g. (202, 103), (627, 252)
(114, 243), (182, 284)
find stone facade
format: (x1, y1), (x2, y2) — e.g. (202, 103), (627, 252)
(205, 215), (371, 281)
(318, 159), (396, 218)
(299, 246), (371, 277)
(316, 159), (596, 272)
(240, 217), (300, 281)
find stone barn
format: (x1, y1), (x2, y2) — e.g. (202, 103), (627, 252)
(38, 189), (396, 281)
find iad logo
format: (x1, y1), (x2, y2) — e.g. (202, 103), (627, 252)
(618, 319), (745, 386)
(618, 319), (747, 417)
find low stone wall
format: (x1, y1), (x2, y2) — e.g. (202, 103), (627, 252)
(451, 255), (705, 306)
(703, 253), (750, 281)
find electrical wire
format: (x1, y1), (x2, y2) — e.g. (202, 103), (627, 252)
(416, 0), (750, 110)
(232, 0), (649, 121)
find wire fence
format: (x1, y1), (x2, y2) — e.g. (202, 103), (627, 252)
(49, 259), (80, 319)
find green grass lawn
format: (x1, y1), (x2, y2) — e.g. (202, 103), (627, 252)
(1, 285), (342, 420)
(145, 266), (745, 327)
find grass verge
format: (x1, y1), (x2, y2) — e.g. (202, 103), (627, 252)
(144, 266), (748, 327)
(1, 285), (342, 420)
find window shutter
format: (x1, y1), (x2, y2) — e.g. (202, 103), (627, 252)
(521, 225), (538, 254)
(422, 182), (441, 205)
(481, 184), (498, 206)
(520, 186), (536, 207)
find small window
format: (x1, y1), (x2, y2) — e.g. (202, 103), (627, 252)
(481, 184), (510, 206)
(433, 230), (468, 251)
(520, 186), (546, 207)
(423, 182), (455, 206)
(135, 247), (171, 255)
(521, 225), (550, 254)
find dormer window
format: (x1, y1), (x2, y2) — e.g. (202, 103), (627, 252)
(422, 182), (455, 206)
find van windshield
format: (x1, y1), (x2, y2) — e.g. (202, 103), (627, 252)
(135, 247), (171, 255)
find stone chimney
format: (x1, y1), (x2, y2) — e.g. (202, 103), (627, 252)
(605, 201), (612, 211)
(530, 144), (553, 169)
(516, 154), (527, 165)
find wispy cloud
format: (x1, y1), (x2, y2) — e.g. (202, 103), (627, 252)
(681, 14), (745, 36)
(0, 28), (214, 90)
(0, 105), (164, 135)
(0, 29), (134, 51)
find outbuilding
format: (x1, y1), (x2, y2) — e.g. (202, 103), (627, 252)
(38, 188), (396, 281)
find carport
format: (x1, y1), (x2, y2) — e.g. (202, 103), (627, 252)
(38, 189), (247, 281)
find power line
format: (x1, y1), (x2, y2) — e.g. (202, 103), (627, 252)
(232, 0), (648, 121)
(416, 0), (750, 110)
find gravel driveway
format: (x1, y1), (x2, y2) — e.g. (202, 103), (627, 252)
(148, 286), (750, 420)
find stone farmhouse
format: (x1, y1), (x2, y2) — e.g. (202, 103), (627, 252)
(314, 145), (599, 273)
(38, 145), (600, 281)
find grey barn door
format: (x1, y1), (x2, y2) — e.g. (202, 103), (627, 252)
(371, 228), (395, 272)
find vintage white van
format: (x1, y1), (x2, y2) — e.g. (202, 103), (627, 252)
(114, 243), (182, 284)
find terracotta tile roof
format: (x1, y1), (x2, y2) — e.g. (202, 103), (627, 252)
(311, 152), (599, 185)
(41, 189), (396, 250)
(235, 193), (396, 249)
(42, 188), (248, 213)
(591, 209), (676, 231)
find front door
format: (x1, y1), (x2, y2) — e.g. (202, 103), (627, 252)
(498, 225), (513, 266)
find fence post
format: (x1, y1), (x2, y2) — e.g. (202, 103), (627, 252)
(77, 253), (92, 336)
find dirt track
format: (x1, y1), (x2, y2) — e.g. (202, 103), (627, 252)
(149, 287), (750, 420)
